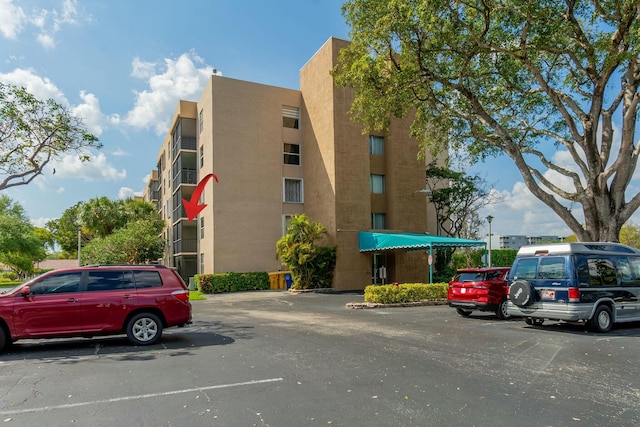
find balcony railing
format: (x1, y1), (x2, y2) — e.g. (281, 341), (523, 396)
(172, 136), (197, 159)
(173, 238), (197, 254)
(172, 168), (197, 191)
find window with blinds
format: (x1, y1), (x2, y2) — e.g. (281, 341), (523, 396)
(284, 178), (303, 203)
(282, 106), (300, 129)
(370, 174), (385, 194)
(371, 213), (386, 229)
(369, 135), (384, 155)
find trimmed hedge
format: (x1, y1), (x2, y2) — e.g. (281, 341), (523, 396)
(194, 272), (270, 294)
(364, 283), (448, 304)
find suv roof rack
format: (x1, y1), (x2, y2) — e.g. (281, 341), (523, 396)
(517, 242), (640, 256)
(81, 264), (167, 268)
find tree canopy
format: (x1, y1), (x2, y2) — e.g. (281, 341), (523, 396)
(333, 0), (640, 242)
(0, 82), (101, 191)
(47, 197), (165, 264)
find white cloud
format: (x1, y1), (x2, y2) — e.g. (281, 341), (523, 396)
(52, 152), (126, 182)
(0, 0), (89, 48)
(118, 187), (142, 199)
(131, 57), (157, 79)
(36, 32), (55, 49)
(125, 51), (214, 135)
(0, 0), (26, 39)
(71, 91), (108, 136)
(0, 68), (67, 102)
(1, 68), (118, 137)
(112, 147), (130, 157)
(31, 216), (55, 228)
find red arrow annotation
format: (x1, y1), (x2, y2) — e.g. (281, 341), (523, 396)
(182, 173), (219, 220)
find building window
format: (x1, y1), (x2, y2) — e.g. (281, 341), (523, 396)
(369, 135), (384, 155)
(283, 215), (294, 235)
(283, 178), (303, 203)
(199, 145), (204, 168)
(200, 253), (205, 274)
(371, 213), (386, 229)
(284, 143), (300, 165)
(370, 174), (385, 194)
(200, 217), (205, 239)
(282, 106), (300, 129)
(199, 109), (203, 133)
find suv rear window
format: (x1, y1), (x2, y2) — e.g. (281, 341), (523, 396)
(538, 257), (566, 279)
(134, 271), (163, 288)
(512, 258), (538, 280)
(454, 271), (504, 282)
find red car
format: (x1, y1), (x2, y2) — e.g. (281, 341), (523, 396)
(447, 267), (512, 320)
(0, 265), (192, 352)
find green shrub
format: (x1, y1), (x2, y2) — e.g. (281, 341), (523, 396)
(195, 272), (270, 294)
(1, 272), (18, 281)
(364, 283), (448, 304)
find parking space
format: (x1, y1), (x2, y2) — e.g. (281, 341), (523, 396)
(1, 291), (639, 426)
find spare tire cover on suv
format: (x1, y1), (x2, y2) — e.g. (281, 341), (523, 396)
(509, 280), (535, 307)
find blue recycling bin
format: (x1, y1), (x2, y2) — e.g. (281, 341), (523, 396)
(284, 273), (293, 290)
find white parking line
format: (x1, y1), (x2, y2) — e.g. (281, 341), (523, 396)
(0, 377), (284, 415)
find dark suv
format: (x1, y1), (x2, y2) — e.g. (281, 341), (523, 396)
(447, 267), (512, 319)
(0, 264), (192, 352)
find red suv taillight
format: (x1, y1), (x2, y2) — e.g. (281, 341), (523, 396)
(171, 289), (190, 302)
(568, 287), (580, 302)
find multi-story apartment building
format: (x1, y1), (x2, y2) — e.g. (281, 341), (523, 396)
(145, 37), (438, 290)
(490, 234), (564, 250)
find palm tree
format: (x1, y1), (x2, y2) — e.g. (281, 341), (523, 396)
(276, 214), (331, 289)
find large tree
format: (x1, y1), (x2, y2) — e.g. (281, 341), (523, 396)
(0, 82), (101, 190)
(424, 163), (496, 239)
(333, 0), (640, 242)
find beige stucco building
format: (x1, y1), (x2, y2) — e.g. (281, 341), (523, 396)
(145, 37), (439, 290)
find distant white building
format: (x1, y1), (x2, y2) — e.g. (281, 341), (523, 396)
(489, 235), (563, 250)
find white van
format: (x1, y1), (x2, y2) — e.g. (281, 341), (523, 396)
(506, 242), (640, 332)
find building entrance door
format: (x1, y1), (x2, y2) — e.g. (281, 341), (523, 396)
(372, 253), (388, 285)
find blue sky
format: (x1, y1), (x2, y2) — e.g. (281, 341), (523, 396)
(0, 0), (598, 238)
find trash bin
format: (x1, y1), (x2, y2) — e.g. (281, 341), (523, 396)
(268, 273), (280, 290)
(284, 273), (293, 290)
(188, 277), (196, 291)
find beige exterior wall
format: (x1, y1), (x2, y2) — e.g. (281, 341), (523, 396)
(146, 37), (436, 289)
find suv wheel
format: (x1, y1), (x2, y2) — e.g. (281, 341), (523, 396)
(587, 305), (613, 333)
(496, 298), (512, 320)
(126, 313), (163, 345)
(509, 280), (535, 307)
(456, 307), (472, 317)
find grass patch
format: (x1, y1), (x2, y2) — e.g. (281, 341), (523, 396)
(189, 290), (207, 301)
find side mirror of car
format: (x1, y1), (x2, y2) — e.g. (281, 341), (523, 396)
(20, 285), (31, 297)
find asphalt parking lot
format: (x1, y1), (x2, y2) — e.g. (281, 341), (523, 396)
(1, 291), (639, 426)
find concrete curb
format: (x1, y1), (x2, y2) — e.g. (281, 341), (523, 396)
(346, 300), (448, 309)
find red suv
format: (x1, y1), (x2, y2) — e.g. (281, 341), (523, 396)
(447, 267), (512, 320)
(0, 264), (192, 352)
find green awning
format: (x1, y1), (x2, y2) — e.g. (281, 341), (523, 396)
(358, 231), (486, 252)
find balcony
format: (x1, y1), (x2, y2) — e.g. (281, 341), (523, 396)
(172, 168), (197, 191)
(172, 136), (197, 159)
(173, 238), (197, 254)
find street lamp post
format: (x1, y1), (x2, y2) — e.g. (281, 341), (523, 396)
(486, 215), (493, 268)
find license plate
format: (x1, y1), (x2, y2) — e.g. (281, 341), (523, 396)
(541, 289), (555, 299)
(460, 288), (466, 294)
